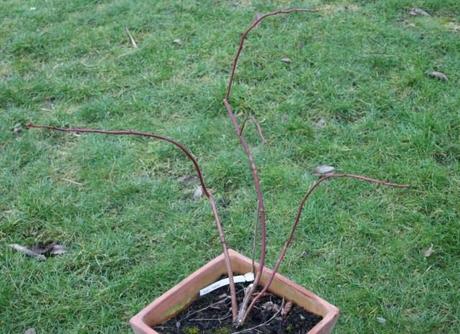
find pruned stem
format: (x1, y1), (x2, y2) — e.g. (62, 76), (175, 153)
(223, 100), (267, 319)
(223, 8), (318, 325)
(26, 123), (239, 320)
(238, 173), (409, 322)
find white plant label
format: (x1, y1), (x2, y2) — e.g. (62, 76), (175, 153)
(199, 272), (254, 297)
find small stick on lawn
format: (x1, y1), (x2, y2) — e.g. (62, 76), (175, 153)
(249, 116), (267, 144)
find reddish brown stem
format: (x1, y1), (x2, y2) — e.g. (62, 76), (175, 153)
(26, 123), (239, 320)
(223, 100), (266, 316)
(239, 116), (249, 136)
(240, 173), (409, 322)
(225, 8), (318, 100)
(224, 8), (317, 324)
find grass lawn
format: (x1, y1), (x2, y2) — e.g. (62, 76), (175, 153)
(1, 0), (459, 332)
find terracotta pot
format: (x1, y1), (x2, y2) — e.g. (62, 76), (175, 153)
(130, 249), (339, 334)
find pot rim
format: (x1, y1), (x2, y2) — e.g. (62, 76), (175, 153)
(130, 249), (339, 334)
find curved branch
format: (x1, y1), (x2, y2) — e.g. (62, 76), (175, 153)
(225, 8), (318, 100)
(26, 123), (239, 320)
(223, 8), (317, 325)
(240, 173), (409, 321)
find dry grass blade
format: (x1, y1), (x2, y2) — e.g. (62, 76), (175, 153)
(249, 116), (267, 144)
(125, 27), (138, 48)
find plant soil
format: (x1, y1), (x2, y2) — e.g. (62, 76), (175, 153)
(154, 280), (322, 334)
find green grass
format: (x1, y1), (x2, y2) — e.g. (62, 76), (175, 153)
(1, 0), (459, 333)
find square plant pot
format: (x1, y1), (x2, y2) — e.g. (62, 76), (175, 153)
(130, 249), (339, 334)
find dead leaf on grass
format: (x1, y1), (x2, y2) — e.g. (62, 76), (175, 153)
(48, 244), (66, 255)
(9, 244), (46, 261)
(409, 8), (431, 17)
(314, 118), (327, 129)
(12, 123), (23, 135)
(30, 242), (67, 256)
(423, 244), (434, 257)
(193, 186), (203, 199)
(427, 71), (448, 81)
(446, 22), (460, 32)
(281, 57), (292, 64)
(177, 175), (198, 186)
(9, 242), (66, 260)
(314, 165), (335, 175)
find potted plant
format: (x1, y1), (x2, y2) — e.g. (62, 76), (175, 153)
(27, 8), (409, 334)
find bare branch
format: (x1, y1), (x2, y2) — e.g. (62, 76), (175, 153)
(223, 8), (318, 325)
(239, 116), (249, 136)
(225, 8), (319, 100)
(223, 100), (267, 318)
(240, 173), (409, 321)
(26, 123), (239, 319)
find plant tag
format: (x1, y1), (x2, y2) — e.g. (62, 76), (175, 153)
(199, 272), (254, 297)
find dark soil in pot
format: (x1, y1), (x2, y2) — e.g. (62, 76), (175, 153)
(154, 281), (322, 334)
